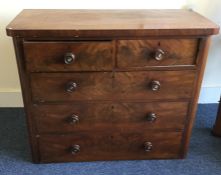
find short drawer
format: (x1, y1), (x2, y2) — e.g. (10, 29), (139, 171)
(117, 39), (199, 68)
(30, 71), (195, 102)
(24, 41), (114, 72)
(32, 101), (189, 133)
(39, 130), (183, 162)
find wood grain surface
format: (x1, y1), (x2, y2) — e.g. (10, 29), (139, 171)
(30, 72), (113, 102)
(24, 41), (114, 72)
(117, 39), (199, 68)
(6, 9), (219, 37)
(30, 70), (195, 102)
(39, 130), (183, 162)
(113, 71), (196, 101)
(32, 101), (189, 133)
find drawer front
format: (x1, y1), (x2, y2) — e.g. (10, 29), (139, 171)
(31, 71), (195, 102)
(39, 131), (183, 162)
(33, 101), (188, 133)
(117, 39), (199, 68)
(30, 72), (113, 102)
(24, 41), (114, 72)
(114, 70), (195, 100)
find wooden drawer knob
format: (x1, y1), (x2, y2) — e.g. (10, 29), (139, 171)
(155, 48), (165, 61)
(144, 142), (153, 152)
(64, 52), (75, 64)
(147, 112), (157, 122)
(66, 81), (77, 92)
(70, 144), (80, 155)
(67, 114), (79, 124)
(150, 80), (161, 91)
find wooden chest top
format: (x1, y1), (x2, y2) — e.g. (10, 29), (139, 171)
(6, 9), (219, 37)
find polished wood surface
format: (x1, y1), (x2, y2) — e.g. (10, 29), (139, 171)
(24, 41), (114, 72)
(39, 130), (183, 162)
(24, 39), (200, 72)
(33, 101), (188, 133)
(12, 37), (40, 162)
(30, 71), (195, 102)
(114, 71), (195, 100)
(181, 37), (212, 156)
(117, 39), (199, 68)
(212, 98), (221, 136)
(6, 10), (219, 163)
(6, 10), (219, 37)
(30, 72), (113, 102)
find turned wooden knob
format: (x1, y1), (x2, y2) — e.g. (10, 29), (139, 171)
(64, 52), (75, 64)
(150, 80), (161, 91)
(147, 112), (157, 122)
(144, 142), (153, 152)
(154, 48), (165, 61)
(67, 114), (79, 124)
(66, 81), (77, 92)
(70, 145), (80, 155)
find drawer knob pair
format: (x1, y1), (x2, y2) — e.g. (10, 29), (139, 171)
(69, 143), (152, 154)
(64, 52), (75, 64)
(144, 142), (153, 152)
(154, 48), (165, 61)
(70, 144), (80, 155)
(65, 80), (160, 93)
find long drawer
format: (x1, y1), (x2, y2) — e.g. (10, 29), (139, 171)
(24, 41), (114, 72)
(39, 130), (183, 162)
(30, 70), (195, 102)
(117, 39), (199, 68)
(32, 101), (189, 133)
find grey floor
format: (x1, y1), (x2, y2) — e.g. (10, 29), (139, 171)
(0, 104), (221, 175)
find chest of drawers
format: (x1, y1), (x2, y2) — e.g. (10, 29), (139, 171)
(6, 9), (219, 163)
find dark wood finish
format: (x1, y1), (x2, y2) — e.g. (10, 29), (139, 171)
(12, 38), (40, 163)
(6, 10), (219, 37)
(39, 130), (183, 162)
(181, 37), (212, 156)
(32, 101), (188, 133)
(6, 10), (219, 163)
(117, 39), (199, 68)
(30, 72), (113, 102)
(24, 41), (114, 72)
(212, 97), (221, 136)
(30, 71), (195, 102)
(113, 71), (195, 101)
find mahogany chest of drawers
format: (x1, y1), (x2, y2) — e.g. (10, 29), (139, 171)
(6, 9), (219, 163)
